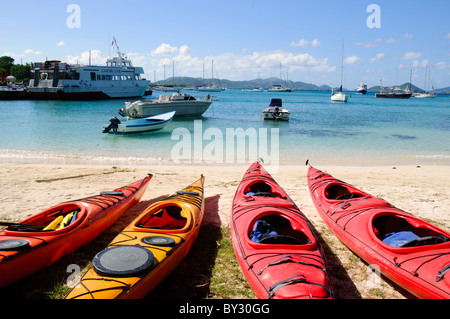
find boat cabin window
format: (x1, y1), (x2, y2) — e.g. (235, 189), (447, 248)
(325, 185), (364, 200)
(138, 205), (187, 230)
(249, 215), (312, 245)
(90, 72), (96, 81)
(373, 215), (449, 248)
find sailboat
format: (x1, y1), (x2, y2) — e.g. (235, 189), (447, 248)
(331, 40), (348, 103)
(196, 60), (223, 92)
(414, 65), (436, 98)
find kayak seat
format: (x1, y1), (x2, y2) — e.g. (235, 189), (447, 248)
(250, 215), (311, 245)
(373, 215), (449, 248)
(138, 206), (187, 230)
(325, 185), (364, 200)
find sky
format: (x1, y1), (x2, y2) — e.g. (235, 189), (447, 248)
(1, 0), (449, 89)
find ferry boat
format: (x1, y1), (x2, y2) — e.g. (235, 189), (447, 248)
(356, 83), (367, 95)
(27, 38), (149, 100)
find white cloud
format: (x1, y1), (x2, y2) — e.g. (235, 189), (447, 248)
(412, 59), (429, 68)
(290, 38), (321, 48)
(370, 53), (385, 62)
(435, 61), (449, 69)
(344, 55), (362, 65)
(444, 33), (450, 39)
(151, 43), (178, 56)
(67, 50), (104, 65)
(311, 39), (321, 47)
(404, 33), (413, 39)
(401, 51), (423, 60)
(23, 49), (43, 55)
(57, 41), (66, 47)
(355, 38), (383, 48)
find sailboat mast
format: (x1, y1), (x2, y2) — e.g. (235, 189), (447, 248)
(341, 40), (344, 89)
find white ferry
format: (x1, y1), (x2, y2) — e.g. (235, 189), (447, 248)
(27, 39), (149, 100)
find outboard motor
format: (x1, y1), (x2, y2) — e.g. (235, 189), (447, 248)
(102, 117), (121, 133)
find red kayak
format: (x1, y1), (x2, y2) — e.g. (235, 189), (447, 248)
(0, 174), (152, 289)
(307, 164), (450, 299)
(231, 162), (334, 299)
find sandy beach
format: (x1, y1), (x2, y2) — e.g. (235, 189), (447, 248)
(0, 162), (449, 299)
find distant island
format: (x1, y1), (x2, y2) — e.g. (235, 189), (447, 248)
(154, 76), (450, 94)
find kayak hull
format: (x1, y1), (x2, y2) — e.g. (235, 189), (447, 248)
(0, 175), (152, 289)
(307, 165), (450, 299)
(231, 162), (333, 299)
(65, 176), (205, 299)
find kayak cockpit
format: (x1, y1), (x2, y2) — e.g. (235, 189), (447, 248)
(372, 214), (450, 248)
(324, 184), (367, 201)
(244, 182), (285, 198)
(136, 205), (190, 232)
(248, 214), (313, 246)
(3, 203), (85, 234)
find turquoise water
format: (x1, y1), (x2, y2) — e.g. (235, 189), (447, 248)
(0, 90), (449, 165)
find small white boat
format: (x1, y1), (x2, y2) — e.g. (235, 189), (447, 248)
(414, 92), (436, 98)
(119, 92), (213, 118)
(268, 84), (291, 92)
(102, 111), (175, 135)
(331, 87), (349, 103)
(331, 40), (348, 103)
(262, 98), (290, 121)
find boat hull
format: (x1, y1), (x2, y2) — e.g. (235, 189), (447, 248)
(27, 84), (148, 100)
(231, 162), (333, 299)
(261, 110), (290, 121)
(307, 165), (450, 299)
(65, 176), (205, 299)
(104, 112), (175, 135)
(0, 175), (152, 289)
(331, 92), (348, 102)
(122, 101), (212, 118)
(375, 93), (412, 99)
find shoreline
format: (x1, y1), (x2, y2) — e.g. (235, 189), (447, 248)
(1, 162), (449, 299)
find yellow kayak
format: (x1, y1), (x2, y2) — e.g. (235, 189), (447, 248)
(65, 175), (205, 299)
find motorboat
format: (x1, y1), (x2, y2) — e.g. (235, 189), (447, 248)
(119, 92), (213, 118)
(262, 98), (290, 121)
(356, 83), (367, 95)
(102, 111), (175, 135)
(27, 38), (149, 100)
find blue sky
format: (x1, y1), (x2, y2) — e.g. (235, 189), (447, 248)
(2, 0), (449, 89)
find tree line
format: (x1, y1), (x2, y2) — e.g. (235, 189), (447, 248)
(0, 56), (32, 85)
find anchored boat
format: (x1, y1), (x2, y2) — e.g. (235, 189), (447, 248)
(119, 92), (213, 118)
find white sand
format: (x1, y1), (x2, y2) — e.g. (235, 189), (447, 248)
(1, 163), (449, 298)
